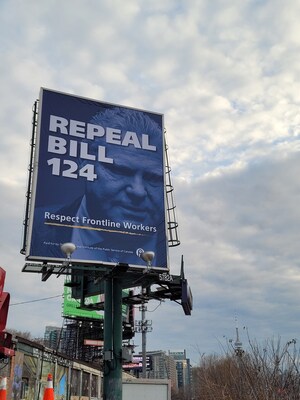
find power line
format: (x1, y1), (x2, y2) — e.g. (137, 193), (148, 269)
(10, 294), (62, 306)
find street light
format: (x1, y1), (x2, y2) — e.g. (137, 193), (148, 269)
(57, 242), (77, 277)
(140, 251), (155, 273)
(60, 242), (77, 260)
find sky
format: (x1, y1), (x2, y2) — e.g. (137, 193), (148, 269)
(1, 0), (300, 365)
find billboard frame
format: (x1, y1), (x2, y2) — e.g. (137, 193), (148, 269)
(23, 88), (169, 271)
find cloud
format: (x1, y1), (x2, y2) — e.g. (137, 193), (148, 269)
(166, 150), (300, 351)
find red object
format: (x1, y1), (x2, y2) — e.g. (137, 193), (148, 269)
(43, 374), (54, 400)
(0, 293), (9, 332)
(0, 267), (13, 358)
(0, 347), (14, 357)
(0, 377), (7, 400)
(0, 332), (12, 347)
(0, 268), (6, 297)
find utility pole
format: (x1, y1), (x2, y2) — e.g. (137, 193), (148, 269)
(135, 286), (153, 378)
(141, 298), (147, 378)
(139, 252), (154, 378)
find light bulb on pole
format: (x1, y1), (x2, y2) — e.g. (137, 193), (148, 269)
(60, 242), (76, 261)
(140, 251), (155, 273)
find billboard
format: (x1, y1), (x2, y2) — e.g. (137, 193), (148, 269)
(63, 285), (130, 320)
(25, 88), (168, 269)
(63, 286), (104, 320)
(123, 355), (152, 371)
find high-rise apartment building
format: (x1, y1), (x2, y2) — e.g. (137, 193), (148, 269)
(169, 350), (192, 389)
(44, 326), (62, 350)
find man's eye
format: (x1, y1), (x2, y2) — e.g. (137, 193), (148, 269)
(105, 163), (133, 177)
(144, 172), (161, 184)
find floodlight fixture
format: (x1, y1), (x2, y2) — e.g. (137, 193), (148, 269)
(56, 242), (77, 278)
(140, 251), (155, 264)
(60, 242), (77, 259)
(139, 251), (155, 273)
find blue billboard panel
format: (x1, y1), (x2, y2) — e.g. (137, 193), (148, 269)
(26, 88), (168, 269)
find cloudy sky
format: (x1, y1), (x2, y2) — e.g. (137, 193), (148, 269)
(1, 0), (300, 364)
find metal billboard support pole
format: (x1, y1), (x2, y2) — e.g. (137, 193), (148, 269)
(103, 276), (123, 400)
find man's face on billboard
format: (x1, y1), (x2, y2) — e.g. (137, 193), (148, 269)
(85, 145), (164, 227)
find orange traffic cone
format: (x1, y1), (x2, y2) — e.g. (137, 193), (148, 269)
(0, 377), (7, 400)
(43, 374), (55, 400)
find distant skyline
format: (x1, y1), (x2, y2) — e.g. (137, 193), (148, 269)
(1, 0), (300, 364)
